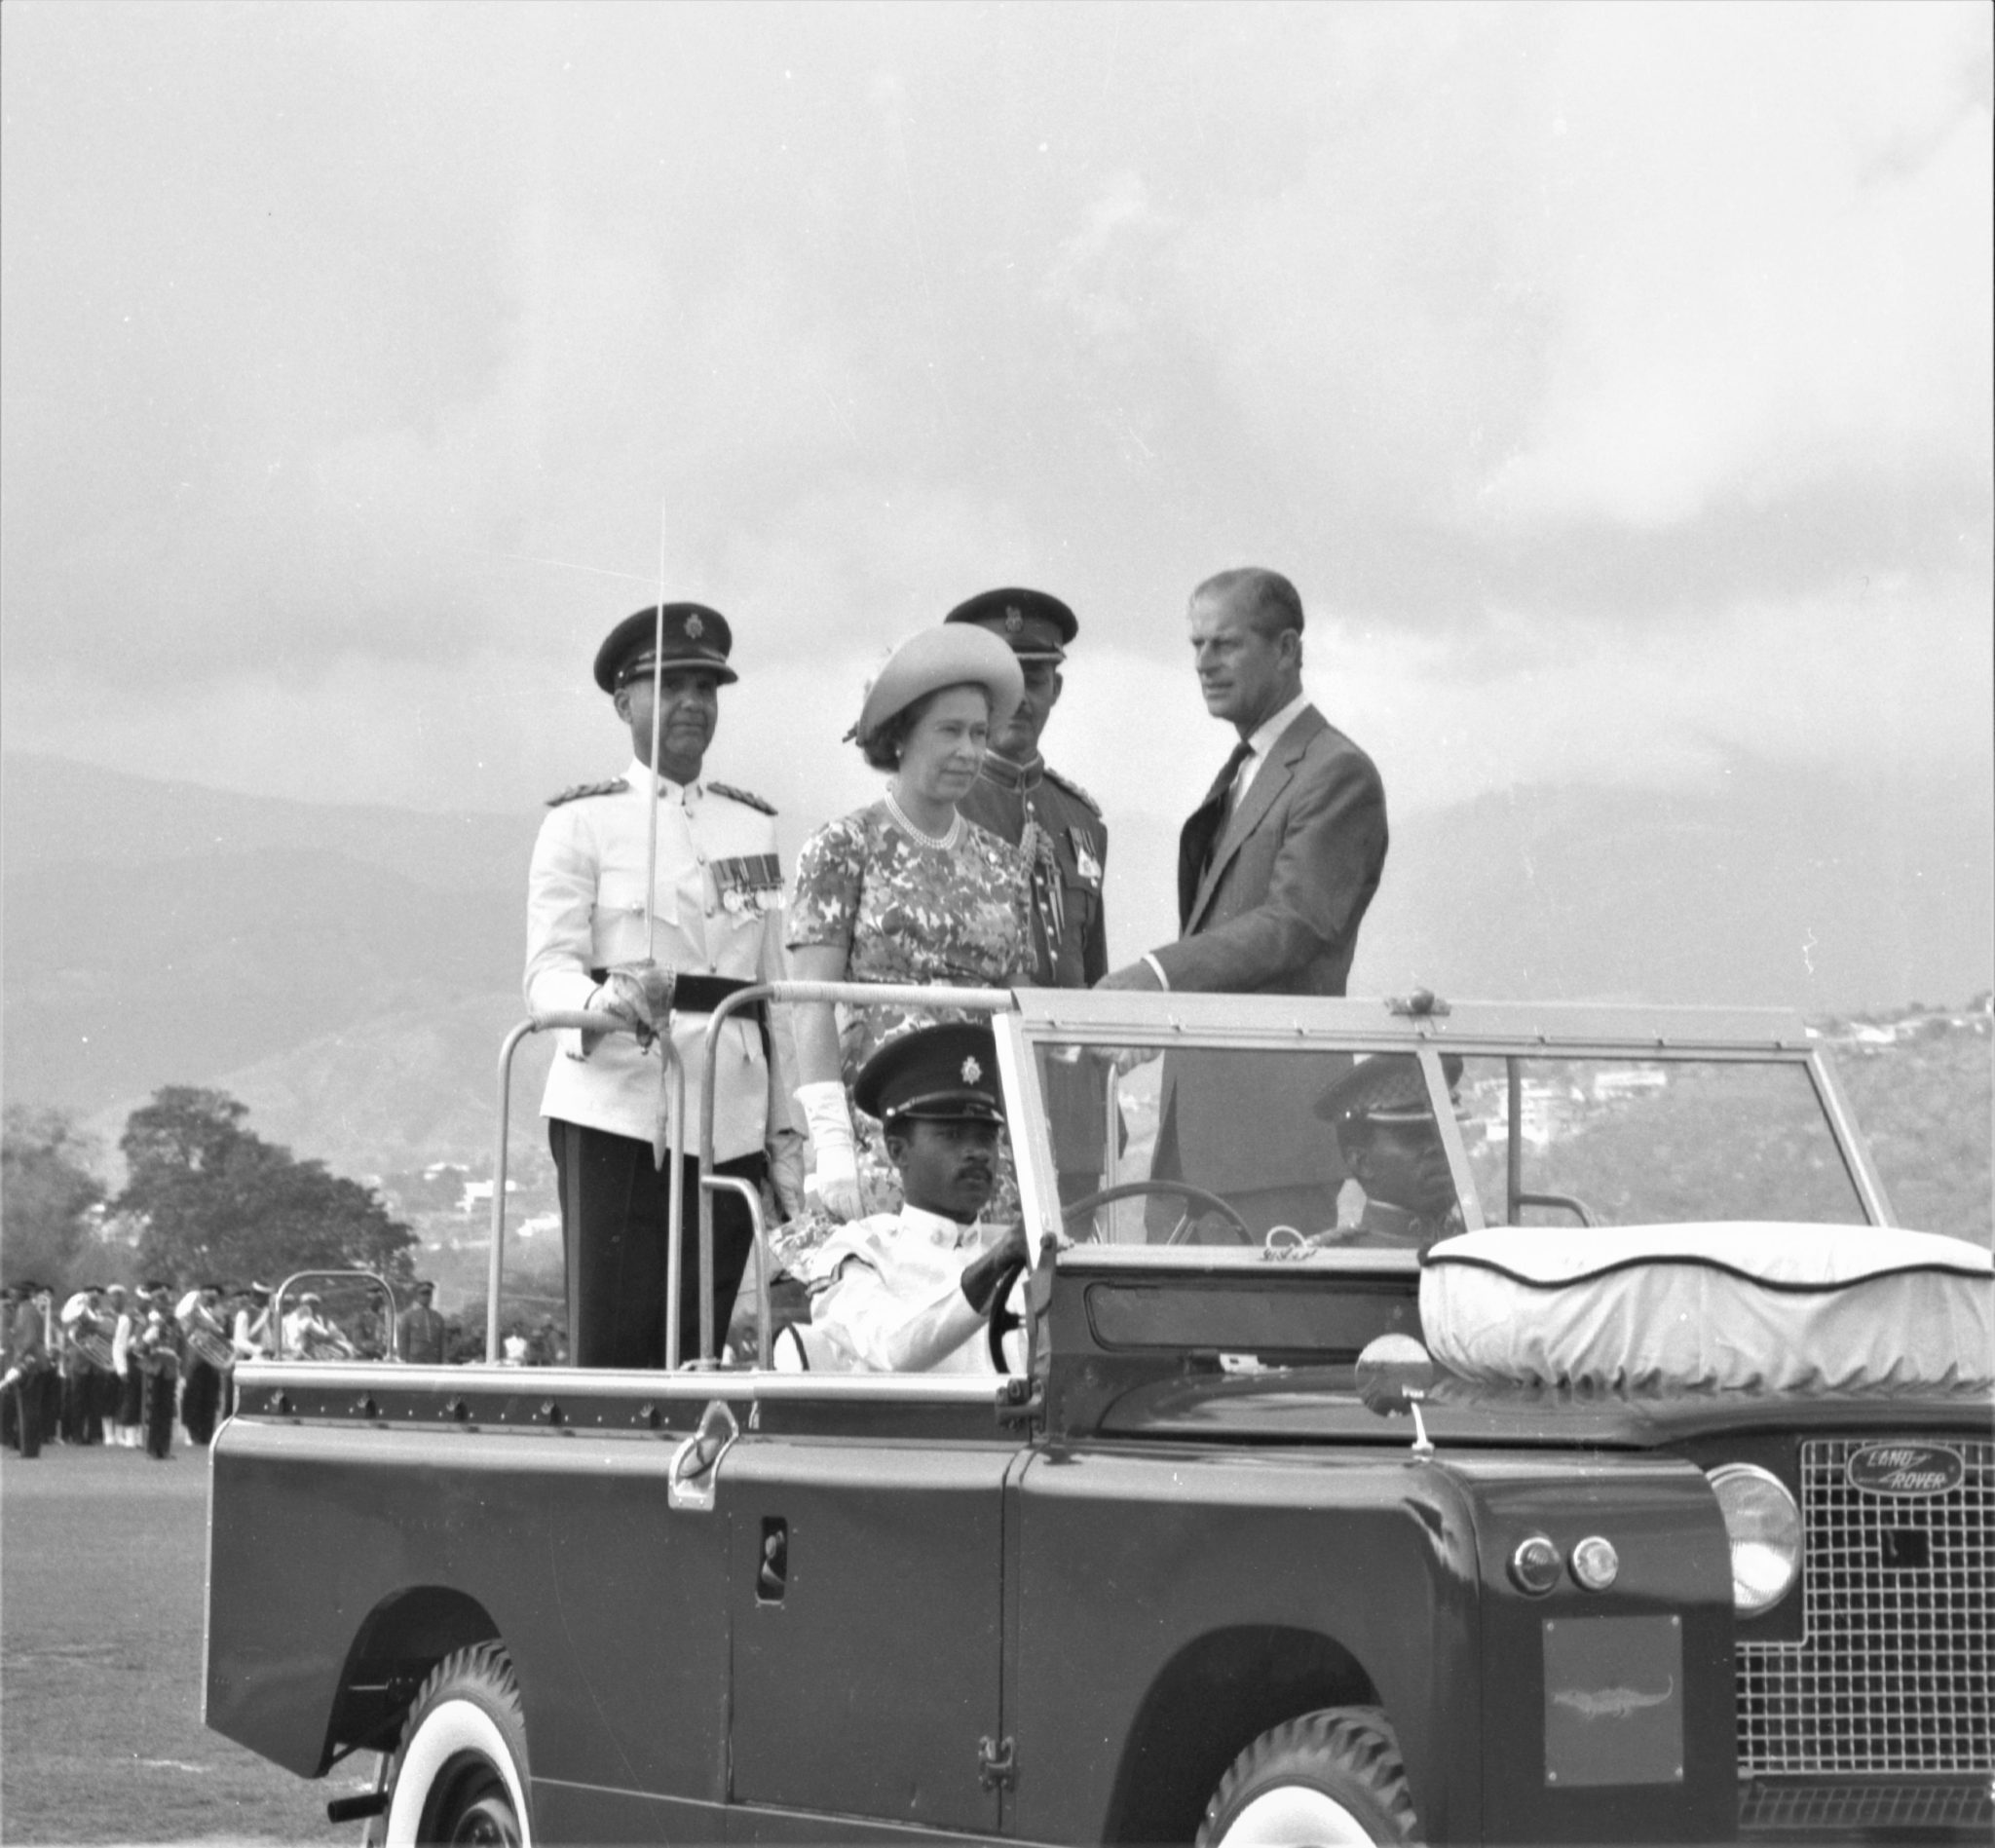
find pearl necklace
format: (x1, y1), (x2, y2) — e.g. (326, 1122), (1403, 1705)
(885, 788), (961, 851)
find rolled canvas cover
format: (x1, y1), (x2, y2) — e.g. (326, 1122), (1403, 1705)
(1420, 1224), (1994, 1393)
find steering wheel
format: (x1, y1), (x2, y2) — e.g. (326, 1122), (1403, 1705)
(1061, 1180), (1254, 1247)
(985, 1260), (1028, 1372)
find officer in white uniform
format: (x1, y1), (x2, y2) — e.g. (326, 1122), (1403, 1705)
(527, 602), (804, 1369)
(801, 1024), (1028, 1375)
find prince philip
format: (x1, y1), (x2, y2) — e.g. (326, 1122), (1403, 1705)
(1100, 567), (1388, 1234)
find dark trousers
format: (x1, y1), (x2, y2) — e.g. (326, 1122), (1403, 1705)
(181, 1358), (222, 1446)
(116, 1369), (144, 1427)
(8, 1378), (40, 1457)
(141, 1366), (177, 1459)
(61, 1371), (102, 1445)
(550, 1121), (761, 1370)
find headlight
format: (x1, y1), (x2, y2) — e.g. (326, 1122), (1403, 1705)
(1569, 1534), (1620, 1592)
(1707, 1463), (1801, 1614)
(1510, 1532), (1562, 1594)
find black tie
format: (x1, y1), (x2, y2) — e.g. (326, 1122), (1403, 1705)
(1210, 739), (1254, 829)
(1197, 739), (1255, 876)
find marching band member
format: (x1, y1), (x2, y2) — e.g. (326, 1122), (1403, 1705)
(111, 1288), (145, 1448)
(135, 1286), (178, 1462)
(232, 1286), (273, 1363)
(280, 1292), (354, 1360)
(59, 1285), (107, 1446)
(175, 1282), (229, 1446)
(3, 1284), (53, 1458)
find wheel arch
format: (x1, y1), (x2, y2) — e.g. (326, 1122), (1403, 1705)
(318, 1585), (504, 1774)
(1099, 1623), (1381, 1846)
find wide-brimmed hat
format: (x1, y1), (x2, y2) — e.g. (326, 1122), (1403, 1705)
(852, 625), (1024, 744)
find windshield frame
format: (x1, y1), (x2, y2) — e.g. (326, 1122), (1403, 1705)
(1005, 991), (1896, 1263)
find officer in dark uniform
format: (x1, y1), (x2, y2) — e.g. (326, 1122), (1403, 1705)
(945, 588), (1111, 1204)
(1316, 1053), (1467, 1251)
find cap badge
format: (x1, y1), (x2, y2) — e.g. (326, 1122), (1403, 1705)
(684, 613), (704, 639)
(1003, 606), (1023, 632)
(961, 1056), (983, 1083)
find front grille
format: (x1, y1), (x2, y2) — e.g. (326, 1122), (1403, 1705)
(1739, 1777), (1995, 1833)
(1737, 1437), (1993, 1775)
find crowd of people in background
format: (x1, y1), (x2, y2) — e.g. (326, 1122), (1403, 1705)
(0, 1277), (572, 1463)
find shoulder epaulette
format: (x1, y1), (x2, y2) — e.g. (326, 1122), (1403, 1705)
(545, 776), (626, 809)
(1043, 766), (1102, 813)
(708, 780), (777, 815)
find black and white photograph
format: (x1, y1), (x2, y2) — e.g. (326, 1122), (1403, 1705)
(3, 4), (1989, 1845)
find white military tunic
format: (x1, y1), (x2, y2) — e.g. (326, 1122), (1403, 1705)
(525, 759), (796, 1161)
(806, 1205), (1012, 1374)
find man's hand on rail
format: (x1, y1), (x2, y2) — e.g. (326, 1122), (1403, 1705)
(597, 961), (677, 1050)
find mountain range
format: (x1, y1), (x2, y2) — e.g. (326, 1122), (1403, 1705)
(3, 749), (1987, 1182)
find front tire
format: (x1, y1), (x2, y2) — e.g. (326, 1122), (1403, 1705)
(1198, 1707), (1419, 1847)
(380, 1641), (531, 1847)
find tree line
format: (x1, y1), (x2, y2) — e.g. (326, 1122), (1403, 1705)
(2, 1086), (415, 1296)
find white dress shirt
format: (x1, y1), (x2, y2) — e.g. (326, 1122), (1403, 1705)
(807, 1205), (1006, 1374)
(1229, 689), (1313, 807)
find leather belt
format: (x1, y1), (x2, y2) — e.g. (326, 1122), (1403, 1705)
(588, 970), (763, 1018)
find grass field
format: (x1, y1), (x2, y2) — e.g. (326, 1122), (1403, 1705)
(1, 1442), (376, 1845)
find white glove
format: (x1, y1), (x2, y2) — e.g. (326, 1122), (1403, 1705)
(796, 1081), (863, 1222)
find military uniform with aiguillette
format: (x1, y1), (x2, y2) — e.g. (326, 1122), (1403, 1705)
(947, 588), (1112, 1203)
(526, 603), (799, 1370)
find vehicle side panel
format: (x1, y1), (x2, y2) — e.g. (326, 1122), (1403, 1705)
(207, 1417), (730, 1809)
(1008, 1442), (1482, 1845)
(720, 1435), (1014, 1835)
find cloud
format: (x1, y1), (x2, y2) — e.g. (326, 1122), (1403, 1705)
(1484, 5), (1993, 529)
(1, 0), (1987, 832)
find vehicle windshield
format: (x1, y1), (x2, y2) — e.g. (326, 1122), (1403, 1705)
(1035, 1040), (1870, 1248)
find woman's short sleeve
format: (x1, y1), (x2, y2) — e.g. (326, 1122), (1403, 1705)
(787, 814), (865, 952)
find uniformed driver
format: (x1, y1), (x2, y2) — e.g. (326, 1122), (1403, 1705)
(798, 1024), (1029, 1374)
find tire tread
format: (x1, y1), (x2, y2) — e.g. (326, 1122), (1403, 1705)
(1196, 1705), (1420, 1847)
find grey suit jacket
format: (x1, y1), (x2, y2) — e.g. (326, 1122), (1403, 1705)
(1153, 706), (1388, 1197)
(1156, 704), (1387, 995)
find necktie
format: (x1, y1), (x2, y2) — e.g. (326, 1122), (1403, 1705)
(1198, 739), (1255, 877)
(1212, 739), (1254, 828)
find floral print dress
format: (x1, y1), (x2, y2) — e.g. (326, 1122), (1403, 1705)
(778, 803), (1030, 1255)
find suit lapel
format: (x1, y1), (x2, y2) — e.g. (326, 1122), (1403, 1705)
(1177, 748), (1248, 928)
(1186, 706), (1327, 930)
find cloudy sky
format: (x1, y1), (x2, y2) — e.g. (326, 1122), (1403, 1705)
(4, 2), (1989, 862)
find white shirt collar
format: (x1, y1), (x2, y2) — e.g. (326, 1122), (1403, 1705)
(1242, 688), (1311, 765)
(899, 1203), (977, 1245)
(625, 757), (699, 805)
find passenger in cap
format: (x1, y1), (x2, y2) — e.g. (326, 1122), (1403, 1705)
(787, 625), (1032, 1231)
(525, 600), (807, 1370)
(1317, 1054), (1467, 1251)
(785, 1025), (1029, 1375)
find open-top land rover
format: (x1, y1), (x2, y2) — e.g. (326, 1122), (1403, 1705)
(205, 987), (1992, 1844)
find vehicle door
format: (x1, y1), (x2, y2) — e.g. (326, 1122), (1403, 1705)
(717, 1375), (1024, 1838)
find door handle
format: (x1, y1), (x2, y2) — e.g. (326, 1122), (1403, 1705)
(667, 1399), (737, 1512)
(757, 1517), (787, 1602)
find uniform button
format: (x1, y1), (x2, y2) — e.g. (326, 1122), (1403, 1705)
(696, 851), (707, 865)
